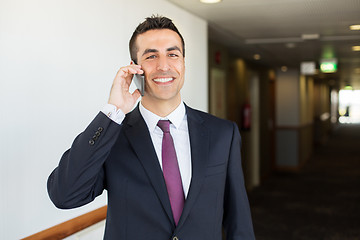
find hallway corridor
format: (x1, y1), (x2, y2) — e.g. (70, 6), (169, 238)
(248, 124), (360, 240)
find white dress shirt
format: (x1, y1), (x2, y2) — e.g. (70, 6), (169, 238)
(102, 102), (192, 197)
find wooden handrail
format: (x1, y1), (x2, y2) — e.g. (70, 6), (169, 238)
(22, 205), (107, 240)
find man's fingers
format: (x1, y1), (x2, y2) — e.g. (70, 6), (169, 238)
(108, 65), (144, 114)
(115, 65), (144, 86)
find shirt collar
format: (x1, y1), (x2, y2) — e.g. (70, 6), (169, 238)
(139, 101), (186, 132)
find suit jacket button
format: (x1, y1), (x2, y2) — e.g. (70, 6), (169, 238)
(89, 139), (95, 145)
(172, 237), (179, 240)
(98, 127), (103, 132)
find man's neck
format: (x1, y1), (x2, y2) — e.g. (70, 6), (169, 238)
(141, 97), (181, 117)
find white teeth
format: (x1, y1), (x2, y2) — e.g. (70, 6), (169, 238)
(153, 77), (173, 83)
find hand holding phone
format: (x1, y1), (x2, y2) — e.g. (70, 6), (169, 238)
(108, 64), (143, 114)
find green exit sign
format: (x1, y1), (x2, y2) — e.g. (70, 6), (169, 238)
(320, 59), (337, 73)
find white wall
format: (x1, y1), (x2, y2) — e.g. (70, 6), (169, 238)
(64, 220), (105, 240)
(0, 0), (207, 239)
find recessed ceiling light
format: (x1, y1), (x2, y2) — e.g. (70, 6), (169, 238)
(200, 0), (222, 3)
(301, 33), (320, 40)
(350, 25), (360, 30)
(253, 54), (261, 60)
(352, 46), (360, 51)
(281, 66), (288, 72)
(285, 43), (296, 48)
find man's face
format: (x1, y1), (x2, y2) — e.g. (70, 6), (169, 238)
(136, 29), (185, 105)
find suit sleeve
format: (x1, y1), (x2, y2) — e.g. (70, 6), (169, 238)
(223, 122), (255, 240)
(47, 112), (122, 209)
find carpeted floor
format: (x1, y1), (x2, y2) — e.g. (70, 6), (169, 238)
(248, 124), (360, 240)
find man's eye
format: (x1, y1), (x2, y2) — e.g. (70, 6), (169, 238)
(146, 55), (156, 59)
(169, 53), (179, 57)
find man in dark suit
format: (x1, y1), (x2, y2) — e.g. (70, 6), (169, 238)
(48, 15), (255, 240)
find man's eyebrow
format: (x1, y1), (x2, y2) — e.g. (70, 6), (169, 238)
(167, 46), (182, 53)
(142, 48), (158, 56)
(141, 46), (182, 57)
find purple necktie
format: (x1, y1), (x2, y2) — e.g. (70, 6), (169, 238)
(157, 120), (185, 225)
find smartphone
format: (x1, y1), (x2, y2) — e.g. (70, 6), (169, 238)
(132, 74), (145, 96)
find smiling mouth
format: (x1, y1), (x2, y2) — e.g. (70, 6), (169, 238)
(153, 77), (174, 83)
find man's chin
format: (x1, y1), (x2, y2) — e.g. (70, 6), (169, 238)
(143, 92), (180, 103)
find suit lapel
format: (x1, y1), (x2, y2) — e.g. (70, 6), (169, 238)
(177, 106), (210, 228)
(124, 106), (174, 224)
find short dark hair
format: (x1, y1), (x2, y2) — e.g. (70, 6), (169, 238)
(129, 15), (185, 64)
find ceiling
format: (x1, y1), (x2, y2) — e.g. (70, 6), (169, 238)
(167, 0), (360, 89)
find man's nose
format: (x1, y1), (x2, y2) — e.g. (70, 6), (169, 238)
(156, 56), (170, 71)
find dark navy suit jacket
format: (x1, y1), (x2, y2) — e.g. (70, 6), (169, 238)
(48, 105), (255, 239)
